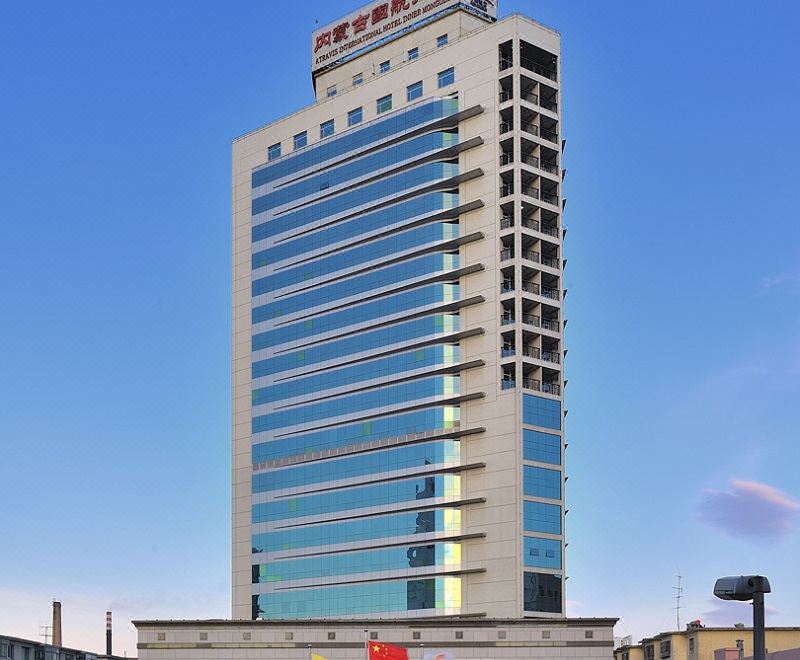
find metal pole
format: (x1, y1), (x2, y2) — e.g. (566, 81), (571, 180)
(753, 591), (766, 660)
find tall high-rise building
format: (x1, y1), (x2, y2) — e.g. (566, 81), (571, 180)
(232, 0), (566, 622)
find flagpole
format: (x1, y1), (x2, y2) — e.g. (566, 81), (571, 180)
(307, 643), (312, 660)
(364, 629), (369, 660)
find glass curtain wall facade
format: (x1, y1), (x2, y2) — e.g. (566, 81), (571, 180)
(249, 98), (472, 619)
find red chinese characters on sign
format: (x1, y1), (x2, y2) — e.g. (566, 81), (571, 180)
(332, 21), (350, 43)
(314, 30), (332, 53)
(391, 0), (409, 14)
(372, 3), (389, 23)
(352, 13), (369, 33)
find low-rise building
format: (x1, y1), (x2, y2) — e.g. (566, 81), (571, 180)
(615, 626), (800, 660)
(135, 618), (617, 660)
(0, 634), (129, 660)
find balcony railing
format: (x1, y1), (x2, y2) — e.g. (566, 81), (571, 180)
(541, 98), (558, 112)
(541, 318), (560, 332)
(521, 249), (540, 263)
(521, 217), (538, 232)
(520, 56), (557, 81)
(541, 191), (559, 206)
(540, 160), (559, 175)
(500, 183), (514, 197)
(521, 280), (539, 295)
(501, 281), (514, 294)
(540, 127), (559, 144)
(541, 254), (560, 269)
(522, 378), (562, 395)
(502, 312), (516, 325)
(540, 286), (560, 301)
(522, 345), (540, 359)
(522, 281), (560, 301)
(541, 224), (559, 237)
(502, 346), (516, 358)
(521, 90), (539, 105)
(502, 378), (517, 389)
(541, 350), (561, 364)
(524, 315), (560, 332)
(500, 152), (514, 166)
(521, 184), (539, 199)
(500, 248), (514, 261)
(499, 89), (514, 103)
(521, 121), (539, 136)
(522, 348), (561, 365)
(499, 57), (513, 71)
(500, 215), (514, 230)
(499, 121), (513, 134)
(520, 153), (539, 168)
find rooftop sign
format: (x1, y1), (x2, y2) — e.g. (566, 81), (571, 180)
(312, 0), (497, 74)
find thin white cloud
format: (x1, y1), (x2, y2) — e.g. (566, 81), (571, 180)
(697, 480), (800, 542)
(759, 270), (800, 296)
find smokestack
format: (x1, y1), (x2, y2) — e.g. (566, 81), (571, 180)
(52, 601), (62, 647)
(106, 611), (112, 657)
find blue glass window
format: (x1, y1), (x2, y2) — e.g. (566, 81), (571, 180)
(253, 542), (460, 583)
(524, 572), (562, 614)
(253, 440), (460, 493)
(252, 576), (460, 619)
(252, 192), (458, 270)
(252, 284), (458, 352)
(251, 405), (460, 463)
(252, 161), (460, 237)
(377, 94), (392, 114)
(523, 501), (561, 535)
(252, 314), (459, 380)
(252, 253), (459, 322)
(524, 536), (561, 569)
(252, 375), (460, 434)
(252, 474), (461, 523)
(326, 84), (337, 98)
(293, 131), (307, 150)
(438, 67), (455, 88)
(353, 72), (363, 86)
(408, 47), (419, 61)
(320, 119), (334, 139)
(252, 345), (459, 406)
(523, 465), (561, 500)
(251, 507), (460, 553)
(437, 34), (448, 47)
(380, 60), (390, 73)
(523, 429), (561, 465)
(348, 107), (363, 126)
(523, 394), (561, 430)
(407, 81), (423, 102)
(267, 143), (281, 161)
(252, 223), (458, 296)
(251, 99), (459, 189)
(253, 131), (458, 229)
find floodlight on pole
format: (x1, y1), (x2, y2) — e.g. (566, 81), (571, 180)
(713, 575), (771, 660)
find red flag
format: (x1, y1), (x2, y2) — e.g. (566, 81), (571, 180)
(369, 643), (408, 660)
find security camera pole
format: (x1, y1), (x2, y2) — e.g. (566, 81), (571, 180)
(713, 575), (771, 660)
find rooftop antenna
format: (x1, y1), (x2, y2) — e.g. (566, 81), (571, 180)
(40, 625), (52, 646)
(673, 573), (684, 630)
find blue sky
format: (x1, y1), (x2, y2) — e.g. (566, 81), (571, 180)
(1, 0), (799, 655)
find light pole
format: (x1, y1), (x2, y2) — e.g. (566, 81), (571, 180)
(713, 575), (771, 660)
